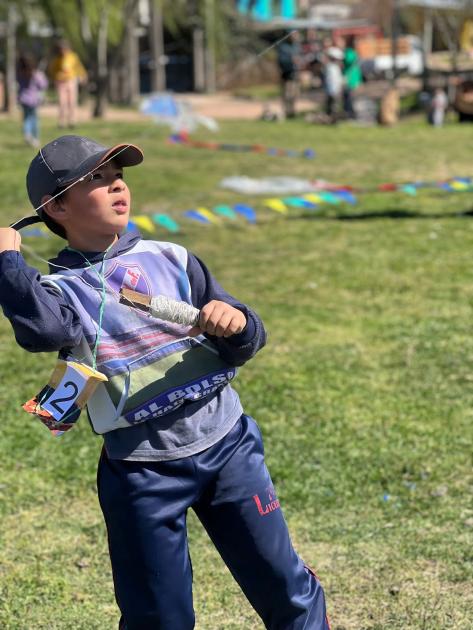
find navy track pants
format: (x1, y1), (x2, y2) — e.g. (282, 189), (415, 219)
(97, 414), (329, 630)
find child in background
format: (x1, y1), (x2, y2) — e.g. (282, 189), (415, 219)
(276, 30), (302, 119)
(17, 53), (48, 148)
(48, 40), (87, 128)
(0, 134), (330, 629)
(430, 87), (448, 127)
(342, 36), (362, 120)
(324, 47), (343, 123)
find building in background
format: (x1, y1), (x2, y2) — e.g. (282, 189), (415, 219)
(237, 0), (298, 20)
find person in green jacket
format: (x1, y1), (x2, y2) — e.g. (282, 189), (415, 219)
(342, 36), (362, 119)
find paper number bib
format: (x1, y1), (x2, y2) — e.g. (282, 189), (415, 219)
(23, 360), (108, 435)
(42, 364), (89, 421)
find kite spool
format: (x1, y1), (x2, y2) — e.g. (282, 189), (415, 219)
(120, 288), (200, 327)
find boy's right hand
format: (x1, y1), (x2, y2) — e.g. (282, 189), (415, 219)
(0, 228), (21, 253)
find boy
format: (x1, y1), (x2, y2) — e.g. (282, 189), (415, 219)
(0, 135), (329, 629)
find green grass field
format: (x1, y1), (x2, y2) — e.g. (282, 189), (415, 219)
(0, 112), (472, 629)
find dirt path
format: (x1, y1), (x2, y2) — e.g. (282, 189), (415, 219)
(3, 78), (420, 125)
(33, 92), (315, 123)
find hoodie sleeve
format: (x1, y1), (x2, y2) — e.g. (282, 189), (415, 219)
(186, 252), (266, 366)
(0, 251), (83, 352)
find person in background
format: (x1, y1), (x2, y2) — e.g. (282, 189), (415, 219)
(454, 78), (473, 123)
(322, 36), (334, 54)
(48, 39), (87, 128)
(379, 87), (400, 126)
(276, 30), (302, 119)
(342, 35), (362, 120)
(17, 53), (48, 148)
(303, 30), (323, 91)
(302, 29), (320, 69)
(319, 36), (335, 91)
(324, 47), (344, 124)
(430, 87), (448, 127)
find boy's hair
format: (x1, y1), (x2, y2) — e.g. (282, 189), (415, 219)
(25, 135), (143, 239)
(42, 188), (67, 238)
(43, 213), (66, 238)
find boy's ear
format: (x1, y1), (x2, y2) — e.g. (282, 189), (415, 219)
(41, 194), (67, 224)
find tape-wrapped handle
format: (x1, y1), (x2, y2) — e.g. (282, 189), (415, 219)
(119, 288), (200, 327)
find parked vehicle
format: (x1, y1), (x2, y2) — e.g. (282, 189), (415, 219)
(454, 79), (473, 122)
(359, 35), (424, 80)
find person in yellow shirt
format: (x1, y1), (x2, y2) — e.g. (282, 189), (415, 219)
(48, 40), (87, 128)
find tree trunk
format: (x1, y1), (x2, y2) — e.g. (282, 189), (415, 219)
(422, 9), (433, 92)
(390, 0), (400, 86)
(77, 0), (93, 45)
(108, 65), (120, 103)
(5, 4), (17, 113)
(93, 3), (109, 117)
(149, 0), (166, 92)
(445, 14), (461, 73)
(193, 26), (206, 92)
(124, 0), (140, 105)
(434, 12), (459, 73)
(423, 9), (433, 57)
(204, 0), (216, 92)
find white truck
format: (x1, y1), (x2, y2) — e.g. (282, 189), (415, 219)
(359, 35), (424, 79)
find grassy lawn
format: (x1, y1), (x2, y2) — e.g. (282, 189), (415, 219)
(0, 111), (472, 629)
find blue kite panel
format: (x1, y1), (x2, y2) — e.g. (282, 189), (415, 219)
(234, 204), (257, 223)
(333, 190), (357, 205)
(184, 210), (211, 224)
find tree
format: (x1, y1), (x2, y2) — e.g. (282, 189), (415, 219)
(27, 0), (134, 115)
(149, 0), (166, 92)
(93, 0), (109, 116)
(161, 0), (262, 91)
(4, 3), (18, 112)
(120, 0), (140, 105)
(10, 0), (264, 115)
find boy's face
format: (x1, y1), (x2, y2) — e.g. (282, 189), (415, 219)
(47, 160), (131, 246)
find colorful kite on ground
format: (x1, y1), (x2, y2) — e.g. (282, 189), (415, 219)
(220, 176), (473, 196)
(141, 93), (219, 133)
(167, 133), (316, 159)
(21, 176), (473, 239)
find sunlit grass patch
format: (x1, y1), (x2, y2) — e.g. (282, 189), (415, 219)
(0, 115), (472, 628)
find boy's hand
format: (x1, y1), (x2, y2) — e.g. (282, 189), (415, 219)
(0, 228), (21, 253)
(189, 300), (246, 338)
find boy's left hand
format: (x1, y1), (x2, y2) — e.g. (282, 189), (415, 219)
(0, 227), (21, 253)
(189, 300), (246, 338)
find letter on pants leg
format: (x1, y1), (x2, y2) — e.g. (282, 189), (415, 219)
(193, 415), (329, 630)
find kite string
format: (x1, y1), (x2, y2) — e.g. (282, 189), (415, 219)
(20, 241), (204, 334)
(218, 29), (298, 89)
(11, 29), (300, 231)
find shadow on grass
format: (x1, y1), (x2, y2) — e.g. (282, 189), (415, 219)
(296, 207), (473, 222)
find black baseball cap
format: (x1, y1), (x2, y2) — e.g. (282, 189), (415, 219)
(21, 135), (143, 228)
